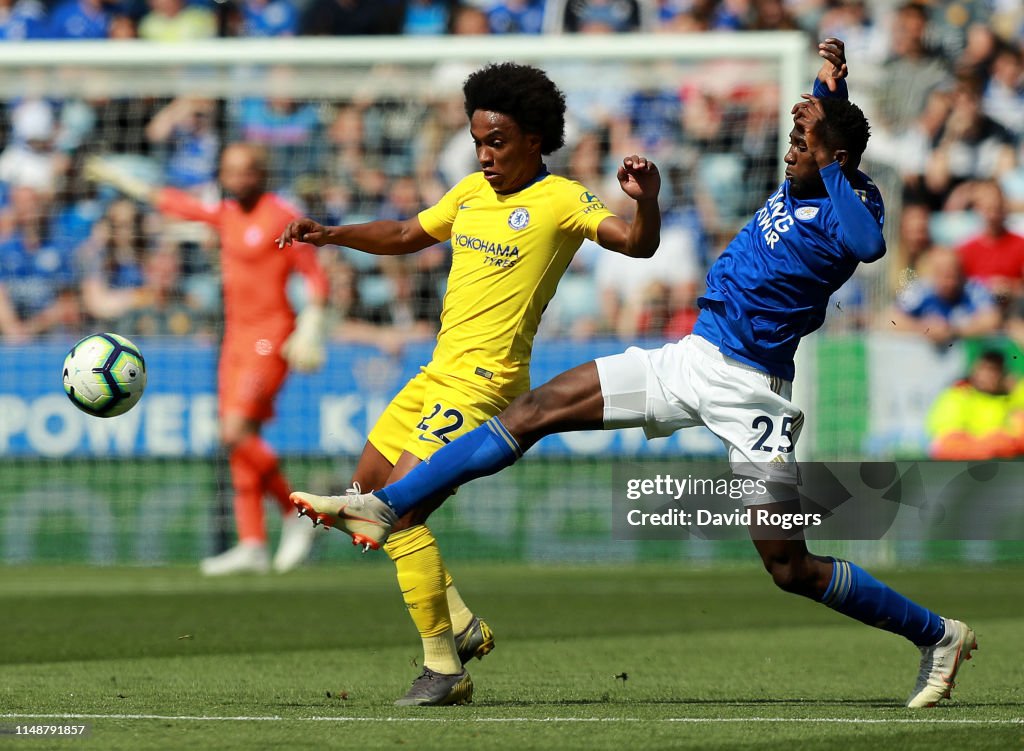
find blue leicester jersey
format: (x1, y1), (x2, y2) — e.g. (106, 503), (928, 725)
(693, 161), (885, 380)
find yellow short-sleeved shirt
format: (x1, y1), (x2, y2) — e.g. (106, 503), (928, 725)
(417, 169), (614, 393)
(367, 168), (615, 464)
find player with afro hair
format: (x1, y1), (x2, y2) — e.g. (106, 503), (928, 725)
(462, 62), (567, 155)
(281, 60), (662, 706)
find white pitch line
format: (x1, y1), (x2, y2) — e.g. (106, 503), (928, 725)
(2, 713), (1022, 725)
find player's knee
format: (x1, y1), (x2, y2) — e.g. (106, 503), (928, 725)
(221, 420), (258, 450)
(220, 425), (243, 450)
(764, 556), (816, 595)
(502, 388), (555, 443)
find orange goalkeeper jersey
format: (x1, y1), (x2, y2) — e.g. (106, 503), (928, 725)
(157, 188), (328, 339)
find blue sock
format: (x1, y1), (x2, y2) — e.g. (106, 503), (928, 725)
(821, 560), (945, 646)
(378, 418), (522, 517)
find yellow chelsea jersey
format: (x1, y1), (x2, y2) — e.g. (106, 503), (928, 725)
(417, 168), (614, 391)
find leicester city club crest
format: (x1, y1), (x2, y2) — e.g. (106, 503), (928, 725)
(508, 208), (530, 230)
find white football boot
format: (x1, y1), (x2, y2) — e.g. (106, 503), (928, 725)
(290, 483), (397, 551)
(199, 541), (270, 576)
(906, 618), (977, 708)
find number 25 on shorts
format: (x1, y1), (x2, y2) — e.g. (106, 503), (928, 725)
(751, 415), (799, 453)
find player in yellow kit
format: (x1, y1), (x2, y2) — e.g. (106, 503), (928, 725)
(278, 62), (661, 706)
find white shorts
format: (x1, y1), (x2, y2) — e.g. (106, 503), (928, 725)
(595, 335), (803, 496)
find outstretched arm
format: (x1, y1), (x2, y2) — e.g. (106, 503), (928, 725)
(277, 216), (437, 256)
(595, 155), (661, 258)
(84, 156), (222, 227)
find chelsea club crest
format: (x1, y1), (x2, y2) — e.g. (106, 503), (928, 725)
(508, 208), (530, 230)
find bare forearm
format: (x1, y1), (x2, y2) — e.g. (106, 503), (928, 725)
(625, 199), (661, 259)
(954, 310), (1001, 337)
(319, 220), (428, 256)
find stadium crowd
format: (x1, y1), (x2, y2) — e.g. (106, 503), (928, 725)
(1, 1), (1023, 365)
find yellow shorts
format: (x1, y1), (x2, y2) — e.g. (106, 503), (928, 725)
(368, 368), (518, 466)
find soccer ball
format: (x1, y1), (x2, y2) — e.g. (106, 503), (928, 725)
(63, 333), (147, 417)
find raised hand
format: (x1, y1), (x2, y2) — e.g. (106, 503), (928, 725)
(816, 37), (848, 92)
(616, 155), (661, 202)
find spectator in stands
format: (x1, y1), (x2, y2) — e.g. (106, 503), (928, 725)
(954, 22), (999, 82)
(324, 253), (435, 355)
(108, 11), (134, 36)
(408, 79), (475, 195)
(78, 197), (151, 324)
(0, 0), (45, 39)
(377, 256), (441, 334)
(1007, 298), (1024, 352)
(954, 180), (1024, 308)
(85, 98), (163, 157)
(361, 96), (427, 178)
(596, 210), (699, 337)
(0, 99), (68, 197)
(889, 201), (933, 295)
(983, 42), (1024, 138)
(401, 0), (450, 34)
(235, 76), (324, 186)
(118, 243), (208, 336)
(680, 89), (749, 226)
(656, 0), (742, 32)
(871, 3), (950, 134)
(0, 185), (79, 341)
(486, 0), (544, 34)
(923, 73), (1016, 208)
(565, 0), (640, 33)
(890, 248), (1001, 344)
(300, 0), (387, 36)
(137, 0), (216, 41)
(378, 175), (422, 222)
(325, 102), (365, 191)
(237, 0), (299, 36)
(623, 85), (682, 160)
(44, 0), (112, 39)
(927, 350), (1024, 459)
(565, 130), (606, 187)
(617, 278), (700, 340)
(816, 0), (886, 65)
(749, 0), (798, 31)
(448, 2), (489, 33)
(990, 1), (1023, 41)
(146, 97), (220, 195)
(738, 84), (782, 208)
(895, 87), (953, 209)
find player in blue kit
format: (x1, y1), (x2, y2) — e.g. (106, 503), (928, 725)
(297, 39), (977, 708)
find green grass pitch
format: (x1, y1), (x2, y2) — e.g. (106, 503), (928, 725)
(1, 562), (1021, 750)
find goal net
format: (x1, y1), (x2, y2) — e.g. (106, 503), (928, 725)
(5, 34), (993, 568)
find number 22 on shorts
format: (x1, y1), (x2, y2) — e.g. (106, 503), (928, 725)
(416, 403), (466, 444)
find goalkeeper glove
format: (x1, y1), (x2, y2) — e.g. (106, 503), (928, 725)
(83, 156), (156, 203)
(282, 305), (326, 372)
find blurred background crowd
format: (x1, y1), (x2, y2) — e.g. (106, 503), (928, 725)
(1, 0), (1024, 457)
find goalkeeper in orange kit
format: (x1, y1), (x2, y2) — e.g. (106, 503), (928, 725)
(87, 144), (329, 575)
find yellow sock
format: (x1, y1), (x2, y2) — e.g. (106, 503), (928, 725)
(445, 570), (474, 635)
(384, 525), (461, 675)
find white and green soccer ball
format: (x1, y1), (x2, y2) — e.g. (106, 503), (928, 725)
(62, 333), (147, 417)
